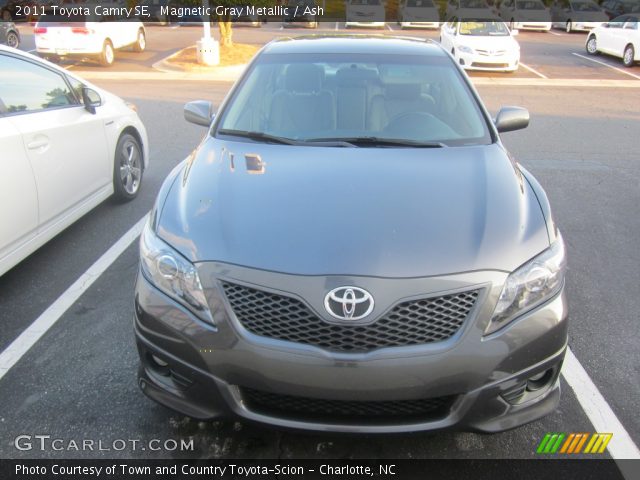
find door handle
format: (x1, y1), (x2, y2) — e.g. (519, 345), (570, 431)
(27, 139), (49, 150)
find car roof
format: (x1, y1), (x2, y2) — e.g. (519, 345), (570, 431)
(261, 35), (446, 57)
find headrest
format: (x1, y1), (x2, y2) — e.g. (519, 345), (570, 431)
(385, 84), (422, 101)
(336, 66), (379, 86)
(285, 64), (324, 93)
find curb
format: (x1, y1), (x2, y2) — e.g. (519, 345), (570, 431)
(151, 46), (248, 82)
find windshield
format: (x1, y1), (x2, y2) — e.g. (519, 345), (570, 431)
(406, 0), (436, 7)
(516, 0), (545, 10)
(216, 53), (491, 147)
(461, 0), (488, 8)
(571, 1), (600, 12)
(459, 21), (510, 35)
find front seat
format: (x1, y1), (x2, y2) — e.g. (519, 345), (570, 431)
(368, 84), (436, 132)
(268, 64), (335, 135)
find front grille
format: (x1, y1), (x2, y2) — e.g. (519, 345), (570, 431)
(221, 281), (479, 352)
(241, 387), (455, 423)
(476, 49), (507, 56)
(471, 62), (510, 68)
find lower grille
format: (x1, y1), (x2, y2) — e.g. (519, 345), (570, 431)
(241, 387), (455, 423)
(471, 62), (510, 68)
(221, 282), (479, 353)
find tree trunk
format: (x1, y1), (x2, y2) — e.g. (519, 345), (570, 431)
(218, 18), (233, 47)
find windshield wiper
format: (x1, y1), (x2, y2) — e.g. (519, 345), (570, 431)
(305, 136), (445, 148)
(217, 129), (303, 145)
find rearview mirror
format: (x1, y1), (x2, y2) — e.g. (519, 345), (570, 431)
(184, 100), (215, 127)
(495, 106), (529, 133)
(82, 87), (101, 115)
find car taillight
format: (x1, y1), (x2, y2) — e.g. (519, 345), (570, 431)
(34, 27), (47, 34)
(71, 27), (92, 34)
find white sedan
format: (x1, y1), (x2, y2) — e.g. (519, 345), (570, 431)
(440, 20), (521, 72)
(586, 15), (639, 67)
(0, 46), (149, 277)
(498, 0), (552, 31)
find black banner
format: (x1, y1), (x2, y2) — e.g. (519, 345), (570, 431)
(1, 459), (636, 480)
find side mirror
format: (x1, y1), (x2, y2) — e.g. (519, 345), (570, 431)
(495, 106), (529, 133)
(82, 87), (101, 115)
(184, 100), (215, 127)
(511, 29), (519, 35)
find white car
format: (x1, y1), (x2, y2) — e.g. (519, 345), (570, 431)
(586, 15), (639, 67)
(345, 0), (386, 28)
(445, 0), (495, 20)
(34, 11), (146, 67)
(398, 0), (440, 29)
(550, 0), (608, 32)
(498, 0), (552, 31)
(0, 46), (149, 277)
(440, 19), (521, 71)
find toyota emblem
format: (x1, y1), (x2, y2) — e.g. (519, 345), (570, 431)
(324, 287), (374, 321)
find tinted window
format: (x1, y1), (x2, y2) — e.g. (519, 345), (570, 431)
(0, 55), (78, 115)
(217, 53), (491, 147)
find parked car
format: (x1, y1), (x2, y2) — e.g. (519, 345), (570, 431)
(0, 21), (20, 48)
(345, 0), (386, 28)
(550, 0), (608, 32)
(283, 0), (318, 28)
(445, 0), (494, 20)
(498, 0), (552, 30)
(440, 18), (521, 71)
(0, 46), (148, 277)
(397, 0), (440, 29)
(601, 0), (640, 20)
(586, 14), (639, 66)
(135, 36), (567, 433)
(34, 11), (146, 66)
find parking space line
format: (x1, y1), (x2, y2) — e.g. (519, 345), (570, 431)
(520, 62), (548, 79)
(334, 21), (339, 31)
(0, 214), (148, 382)
(562, 347), (640, 459)
(549, 30), (564, 36)
(386, 24), (394, 31)
(572, 52), (640, 80)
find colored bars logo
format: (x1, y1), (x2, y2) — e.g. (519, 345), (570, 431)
(537, 433), (613, 454)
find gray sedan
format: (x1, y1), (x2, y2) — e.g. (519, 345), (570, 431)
(134, 36), (568, 433)
(0, 21), (19, 48)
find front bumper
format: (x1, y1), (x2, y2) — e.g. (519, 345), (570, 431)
(134, 263), (568, 433)
(572, 22), (603, 31)
(457, 51), (520, 72)
(514, 22), (552, 31)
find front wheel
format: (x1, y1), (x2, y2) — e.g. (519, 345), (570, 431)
(623, 44), (635, 67)
(586, 35), (598, 55)
(133, 29), (146, 52)
(113, 133), (143, 202)
(99, 40), (115, 67)
(566, 21), (572, 33)
(6, 31), (19, 49)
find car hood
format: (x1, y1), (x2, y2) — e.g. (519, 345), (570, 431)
(157, 139), (550, 277)
(458, 34), (518, 51)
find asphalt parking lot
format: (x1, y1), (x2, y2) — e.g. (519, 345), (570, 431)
(2, 22), (639, 467)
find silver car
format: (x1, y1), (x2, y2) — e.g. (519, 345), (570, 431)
(134, 36), (568, 433)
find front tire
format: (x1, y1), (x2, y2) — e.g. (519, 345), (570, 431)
(623, 44), (635, 67)
(566, 20), (572, 33)
(586, 35), (598, 55)
(99, 40), (115, 67)
(133, 28), (146, 52)
(113, 133), (143, 202)
(6, 31), (19, 49)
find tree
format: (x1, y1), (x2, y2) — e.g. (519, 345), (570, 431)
(214, 0), (273, 47)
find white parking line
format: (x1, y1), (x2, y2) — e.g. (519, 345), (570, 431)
(334, 21), (339, 31)
(519, 62), (548, 79)
(572, 52), (640, 80)
(386, 24), (394, 31)
(549, 30), (564, 36)
(562, 347), (640, 459)
(0, 214), (148, 382)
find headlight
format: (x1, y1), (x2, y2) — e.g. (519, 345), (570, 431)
(139, 221), (214, 324)
(486, 233), (566, 335)
(458, 45), (475, 54)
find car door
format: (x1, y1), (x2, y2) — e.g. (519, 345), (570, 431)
(0, 53), (110, 230)
(0, 107), (39, 275)
(602, 16), (627, 53)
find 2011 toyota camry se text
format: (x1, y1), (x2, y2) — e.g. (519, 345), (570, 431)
(133, 35), (568, 433)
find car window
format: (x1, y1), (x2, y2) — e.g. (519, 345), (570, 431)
(623, 19), (638, 28)
(216, 53), (492, 147)
(570, 1), (600, 12)
(0, 55), (78, 115)
(459, 21), (510, 35)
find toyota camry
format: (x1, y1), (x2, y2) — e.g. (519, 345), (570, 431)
(134, 35), (567, 433)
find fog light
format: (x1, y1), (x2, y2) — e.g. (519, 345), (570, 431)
(527, 369), (553, 391)
(151, 354), (169, 367)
